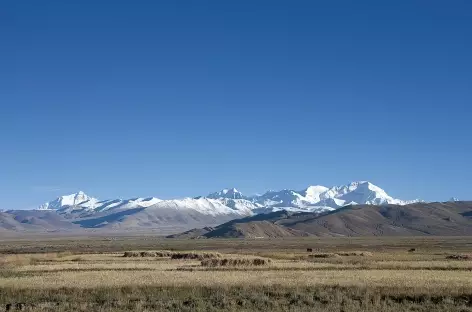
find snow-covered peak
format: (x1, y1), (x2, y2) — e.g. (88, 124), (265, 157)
(38, 192), (163, 212)
(39, 191), (98, 210)
(302, 185), (329, 202)
(249, 181), (419, 210)
(449, 197), (460, 202)
(207, 188), (245, 199)
(322, 181), (399, 205)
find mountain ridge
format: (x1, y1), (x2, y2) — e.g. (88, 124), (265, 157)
(37, 181), (420, 214)
(0, 181), (433, 234)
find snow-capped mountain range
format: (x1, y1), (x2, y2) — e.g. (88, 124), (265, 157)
(37, 181), (420, 217)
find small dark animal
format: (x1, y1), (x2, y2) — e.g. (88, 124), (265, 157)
(306, 248), (313, 252)
(408, 248), (416, 252)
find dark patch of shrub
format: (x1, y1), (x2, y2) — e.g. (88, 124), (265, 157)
(123, 251), (173, 258)
(171, 252), (221, 261)
(123, 251), (140, 257)
(446, 254), (470, 260)
(336, 251), (373, 257)
(309, 253), (340, 259)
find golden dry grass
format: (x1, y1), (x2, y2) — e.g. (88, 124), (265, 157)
(9, 256), (472, 273)
(1, 253), (472, 292)
(1, 266), (471, 291)
(1, 237), (472, 311)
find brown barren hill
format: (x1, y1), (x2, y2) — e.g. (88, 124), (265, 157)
(169, 202), (472, 238)
(166, 226), (214, 238)
(203, 220), (312, 238)
(283, 201), (472, 236)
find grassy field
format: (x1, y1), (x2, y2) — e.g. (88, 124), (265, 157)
(0, 236), (471, 311)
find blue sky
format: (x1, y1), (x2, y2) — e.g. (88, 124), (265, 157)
(1, 1), (471, 209)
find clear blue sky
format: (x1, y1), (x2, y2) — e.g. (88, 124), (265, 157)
(1, 1), (471, 209)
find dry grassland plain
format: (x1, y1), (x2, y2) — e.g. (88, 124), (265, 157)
(0, 236), (472, 311)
